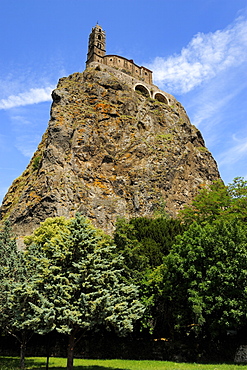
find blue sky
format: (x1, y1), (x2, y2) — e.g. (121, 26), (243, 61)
(0, 0), (247, 203)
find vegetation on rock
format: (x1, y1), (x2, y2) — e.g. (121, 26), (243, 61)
(0, 67), (220, 237)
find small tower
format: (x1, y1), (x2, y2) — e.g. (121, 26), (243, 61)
(86, 24), (106, 66)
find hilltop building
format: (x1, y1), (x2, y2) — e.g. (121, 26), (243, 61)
(86, 24), (171, 104)
(0, 25), (220, 241)
(86, 24), (153, 85)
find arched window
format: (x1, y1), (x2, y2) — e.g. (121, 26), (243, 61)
(154, 92), (168, 104)
(98, 34), (101, 40)
(134, 84), (150, 98)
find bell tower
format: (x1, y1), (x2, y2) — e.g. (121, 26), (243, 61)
(86, 24), (106, 66)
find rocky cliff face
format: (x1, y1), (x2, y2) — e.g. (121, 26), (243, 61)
(0, 65), (220, 237)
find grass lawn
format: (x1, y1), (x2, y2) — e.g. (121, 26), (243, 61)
(1, 357), (247, 370)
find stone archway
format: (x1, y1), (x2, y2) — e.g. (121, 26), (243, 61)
(134, 84), (151, 98)
(154, 92), (169, 104)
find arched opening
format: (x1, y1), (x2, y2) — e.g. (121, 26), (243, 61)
(154, 92), (168, 104)
(134, 84), (150, 98)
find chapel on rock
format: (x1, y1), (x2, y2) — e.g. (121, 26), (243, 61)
(86, 24), (170, 104)
(86, 24), (153, 84)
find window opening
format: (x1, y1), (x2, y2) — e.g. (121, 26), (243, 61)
(154, 93), (168, 104)
(134, 84), (150, 98)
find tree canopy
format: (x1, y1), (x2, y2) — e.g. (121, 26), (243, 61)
(163, 219), (247, 339)
(0, 220), (34, 369)
(1, 177), (247, 365)
(24, 214), (145, 370)
(180, 177), (247, 224)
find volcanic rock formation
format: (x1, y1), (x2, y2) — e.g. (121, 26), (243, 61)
(0, 65), (220, 237)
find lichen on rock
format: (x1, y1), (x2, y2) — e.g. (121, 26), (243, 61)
(0, 66), (220, 237)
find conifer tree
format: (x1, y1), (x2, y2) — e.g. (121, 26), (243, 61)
(0, 220), (33, 369)
(114, 216), (186, 335)
(25, 214), (144, 370)
(0, 220), (19, 281)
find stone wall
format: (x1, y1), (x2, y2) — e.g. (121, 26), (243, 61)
(89, 61), (173, 104)
(103, 55), (152, 84)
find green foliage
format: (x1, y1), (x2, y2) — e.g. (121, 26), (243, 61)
(32, 155), (41, 171)
(114, 216), (186, 272)
(24, 214), (144, 369)
(114, 216), (186, 335)
(156, 134), (173, 141)
(227, 177), (247, 220)
(164, 219), (247, 338)
(130, 217), (186, 265)
(0, 220), (19, 281)
(24, 216), (70, 248)
(197, 146), (209, 153)
(180, 180), (230, 224)
(113, 217), (148, 280)
(0, 216), (145, 369)
(180, 177), (247, 224)
(0, 221), (35, 369)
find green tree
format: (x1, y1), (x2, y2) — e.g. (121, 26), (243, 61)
(227, 177), (247, 221)
(0, 221), (35, 369)
(113, 217), (148, 280)
(130, 216), (186, 266)
(180, 177), (247, 224)
(25, 214), (145, 370)
(180, 180), (230, 224)
(114, 216), (186, 272)
(114, 216), (186, 336)
(163, 219), (247, 339)
(24, 216), (70, 247)
(0, 220), (19, 281)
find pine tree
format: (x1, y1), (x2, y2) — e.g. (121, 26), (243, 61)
(0, 220), (33, 369)
(25, 214), (145, 370)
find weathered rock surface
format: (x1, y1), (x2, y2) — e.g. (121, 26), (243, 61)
(0, 66), (220, 236)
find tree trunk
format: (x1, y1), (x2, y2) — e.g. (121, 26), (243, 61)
(20, 340), (26, 369)
(45, 330), (57, 370)
(46, 354), (50, 370)
(67, 329), (77, 370)
(9, 330), (32, 370)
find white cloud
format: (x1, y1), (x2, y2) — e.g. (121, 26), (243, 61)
(218, 135), (247, 166)
(183, 64), (247, 130)
(11, 115), (32, 125)
(0, 86), (54, 110)
(148, 16), (247, 94)
(15, 134), (42, 157)
(178, 62), (247, 184)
